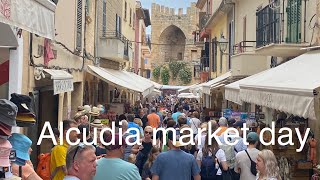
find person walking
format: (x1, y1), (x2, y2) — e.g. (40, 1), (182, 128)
(132, 126), (154, 175)
(94, 133), (140, 180)
(64, 144), (97, 180)
(256, 150), (281, 180)
(235, 132), (260, 180)
(150, 131), (201, 180)
(142, 147), (160, 180)
(147, 108), (160, 129)
(51, 120), (78, 180)
(189, 111), (201, 138)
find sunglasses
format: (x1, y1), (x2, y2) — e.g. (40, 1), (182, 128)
(73, 142), (85, 161)
(144, 131), (152, 135)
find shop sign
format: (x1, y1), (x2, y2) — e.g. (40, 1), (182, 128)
(53, 79), (73, 95)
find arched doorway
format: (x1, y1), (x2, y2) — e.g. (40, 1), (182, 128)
(159, 25), (186, 62)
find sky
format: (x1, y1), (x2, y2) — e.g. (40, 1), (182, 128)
(140, 0), (196, 34)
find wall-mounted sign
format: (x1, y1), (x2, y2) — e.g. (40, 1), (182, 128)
(53, 79), (74, 95)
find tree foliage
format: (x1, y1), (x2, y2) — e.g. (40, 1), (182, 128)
(178, 67), (192, 85)
(161, 66), (170, 85)
(152, 66), (161, 81)
(169, 61), (186, 79)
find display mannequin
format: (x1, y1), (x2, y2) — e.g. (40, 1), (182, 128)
(309, 135), (317, 165)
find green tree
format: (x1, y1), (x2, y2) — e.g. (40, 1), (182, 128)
(169, 61), (186, 79)
(178, 67), (192, 85)
(161, 66), (170, 85)
(152, 66), (161, 81)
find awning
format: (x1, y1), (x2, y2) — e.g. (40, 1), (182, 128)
(178, 83), (200, 93)
(43, 69), (73, 95)
(161, 85), (189, 90)
(87, 65), (154, 97)
(178, 93), (200, 99)
(239, 50), (320, 120)
(0, 0), (56, 39)
(0, 22), (18, 47)
(225, 70), (269, 105)
(202, 71), (231, 95)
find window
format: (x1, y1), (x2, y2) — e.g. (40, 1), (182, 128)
(178, 53), (183, 60)
(85, 0), (90, 16)
(102, 0), (106, 36)
(212, 37), (217, 72)
(76, 0), (83, 51)
(129, 8), (132, 26)
(116, 14), (121, 34)
(133, 13), (135, 29)
(220, 48), (223, 73)
(124, 2), (127, 20)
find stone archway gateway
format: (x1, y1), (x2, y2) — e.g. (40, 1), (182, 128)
(150, 2), (202, 85)
(159, 25), (186, 62)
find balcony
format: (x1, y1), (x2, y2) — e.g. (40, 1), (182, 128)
(255, 1), (308, 57)
(231, 41), (268, 77)
(98, 31), (131, 62)
(193, 30), (204, 47)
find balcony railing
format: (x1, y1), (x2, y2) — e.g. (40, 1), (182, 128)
(101, 31), (129, 43)
(256, 0), (304, 48)
(233, 41), (256, 55)
(199, 14), (211, 30)
(256, 4), (283, 48)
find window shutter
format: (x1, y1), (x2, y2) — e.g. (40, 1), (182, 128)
(76, 0), (83, 51)
(102, 0), (107, 37)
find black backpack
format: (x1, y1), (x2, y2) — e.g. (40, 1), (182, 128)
(200, 148), (220, 179)
(245, 150), (257, 176)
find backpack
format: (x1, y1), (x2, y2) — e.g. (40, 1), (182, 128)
(219, 140), (237, 169)
(36, 153), (51, 180)
(245, 150), (257, 176)
(200, 148), (220, 179)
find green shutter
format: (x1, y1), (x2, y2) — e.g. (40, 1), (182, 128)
(286, 0), (301, 43)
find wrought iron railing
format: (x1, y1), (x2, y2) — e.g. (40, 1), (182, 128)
(256, 2), (283, 48)
(199, 14), (211, 30)
(101, 31), (129, 43)
(233, 41), (256, 55)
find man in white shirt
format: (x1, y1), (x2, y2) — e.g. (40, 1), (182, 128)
(235, 132), (260, 180)
(64, 143), (97, 180)
(189, 111), (201, 137)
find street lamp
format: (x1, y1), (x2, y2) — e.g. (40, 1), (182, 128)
(219, 35), (228, 53)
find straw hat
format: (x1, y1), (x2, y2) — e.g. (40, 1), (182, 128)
(77, 106), (84, 111)
(83, 105), (91, 113)
(90, 107), (100, 116)
(90, 119), (103, 128)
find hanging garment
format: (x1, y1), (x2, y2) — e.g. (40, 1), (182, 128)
(44, 38), (54, 66)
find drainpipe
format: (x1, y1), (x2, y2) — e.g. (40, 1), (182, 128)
(303, 0), (307, 43)
(94, 0), (99, 66)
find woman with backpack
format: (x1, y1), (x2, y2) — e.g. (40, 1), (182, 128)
(256, 150), (281, 180)
(196, 133), (228, 180)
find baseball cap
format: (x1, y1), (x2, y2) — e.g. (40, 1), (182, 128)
(0, 139), (12, 167)
(247, 132), (259, 142)
(103, 133), (126, 150)
(233, 120), (245, 128)
(8, 133), (32, 161)
(0, 99), (17, 127)
(167, 131), (184, 147)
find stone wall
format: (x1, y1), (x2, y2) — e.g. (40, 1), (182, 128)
(150, 2), (202, 85)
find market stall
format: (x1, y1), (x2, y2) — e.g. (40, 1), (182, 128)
(223, 50), (320, 179)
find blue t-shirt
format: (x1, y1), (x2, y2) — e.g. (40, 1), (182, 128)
(150, 149), (200, 180)
(127, 122), (140, 135)
(94, 158), (140, 180)
(172, 112), (182, 123)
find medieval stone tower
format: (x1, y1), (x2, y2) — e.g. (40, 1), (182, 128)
(150, 2), (201, 85)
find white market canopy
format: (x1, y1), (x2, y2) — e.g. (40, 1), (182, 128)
(202, 71), (231, 95)
(177, 83), (200, 93)
(161, 85), (188, 90)
(87, 65), (154, 97)
(177, 93), (199, 99)
(225, 70), (269, 105)
(0, 0), (56, 39)
(239, 50), (320, 120)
